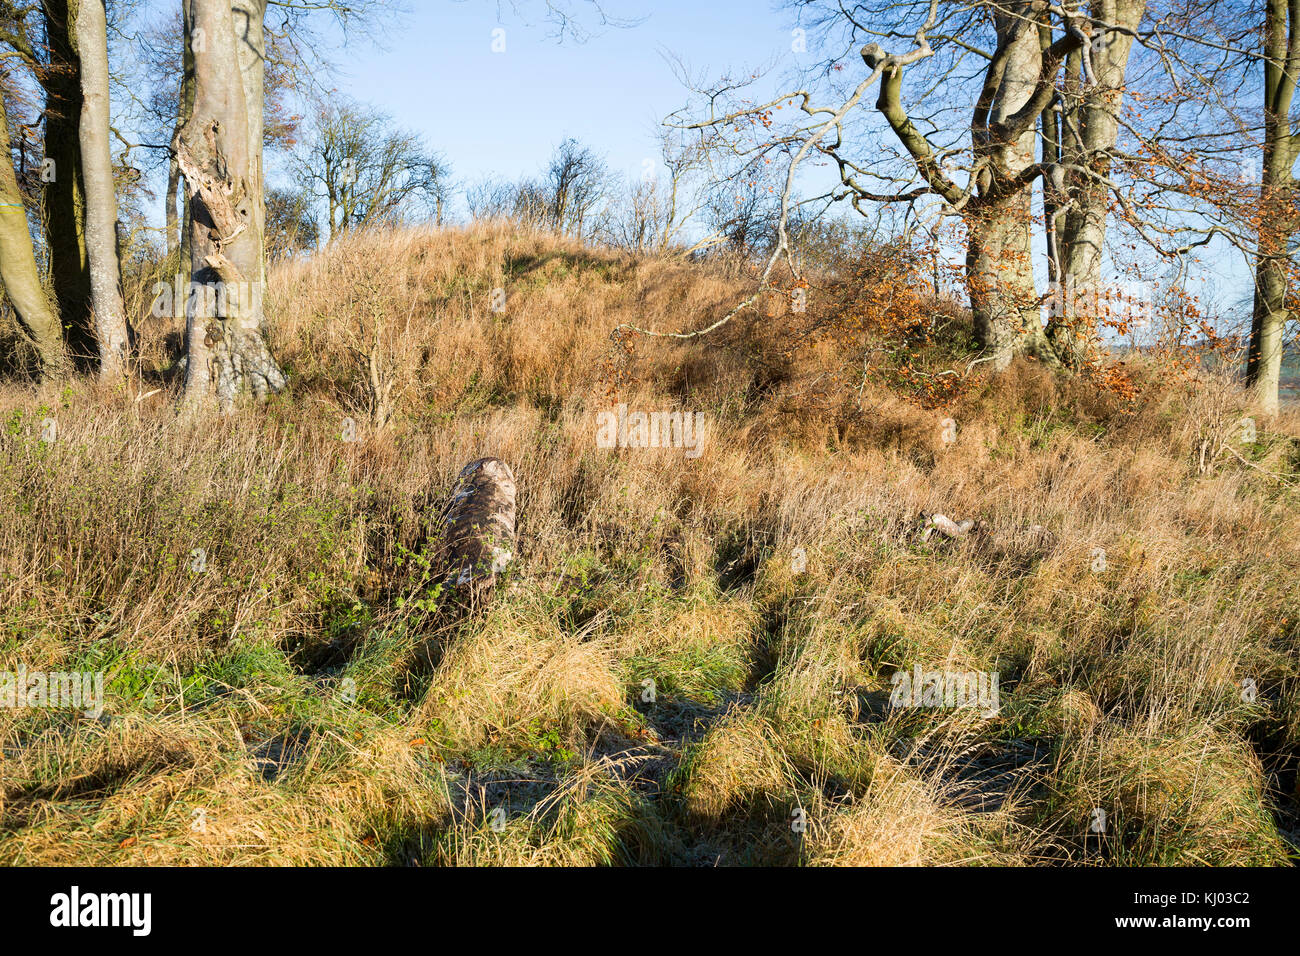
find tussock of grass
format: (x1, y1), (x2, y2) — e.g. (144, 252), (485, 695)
(418, 599), (628, 759)
(805, 757), (1011, 867)
(1041, 719), (1287, 865)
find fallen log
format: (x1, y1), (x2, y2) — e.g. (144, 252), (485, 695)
(437, 457), (518, 588)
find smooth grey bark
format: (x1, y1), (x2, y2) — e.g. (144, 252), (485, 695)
(175, 0), (284, 413)
(1040, 22), (1068, 302)
(165, 154), (180, 261)
(232, 0), (269, 324)
(177, 4), (197, 270)
(74, 0), (130, 380)
(1047, 0), (1146, 366)
(967, 5), (1058, 370)
(1246, 0), (1299, 414)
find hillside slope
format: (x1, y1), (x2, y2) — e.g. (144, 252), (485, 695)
(1, 225), (1297, 865)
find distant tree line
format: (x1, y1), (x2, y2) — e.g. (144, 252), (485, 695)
(0, 0), (1294, 415)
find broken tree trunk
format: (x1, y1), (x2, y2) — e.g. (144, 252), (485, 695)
(175, 0), (285, 413)
(918, 512), (1056, 556)
(437, 458), (517, 589)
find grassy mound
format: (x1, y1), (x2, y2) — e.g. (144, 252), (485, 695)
(1, 224), (1296, 865)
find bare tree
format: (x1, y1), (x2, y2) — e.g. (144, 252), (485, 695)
(601, 129), (724, 256)
(293, 97), (448, 239)
(648, 0), (1261, 374)
(544, 137), (608, 238)
(266, 186), (319, 260)
(604, 175), (666, 253)
(1043, 0), (1148, 365)
(133, 10), (192, 265)
(705, 174), (782, 263)
(512, 177), (551, 228)
(654, 128), (713, 250)
(860, 3), (1084, 369)
(465, 174), (518, 221)
(645, 1), (1094, 360)
(462, 139), (608, 237)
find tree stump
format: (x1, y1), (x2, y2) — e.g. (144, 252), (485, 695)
(437, 458), (517, 589)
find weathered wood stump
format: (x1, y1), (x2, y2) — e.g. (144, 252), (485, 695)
(437, 457), (517, 588)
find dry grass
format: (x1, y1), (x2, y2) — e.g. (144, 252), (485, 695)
(0, 223), (1297, 866)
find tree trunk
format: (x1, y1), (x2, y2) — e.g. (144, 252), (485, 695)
(177, 6), (197, 272)
(232, 0), (270, 334)
(165, 156), (180, 262)
(42, 0), (94, 368)
(1047, 0), (1146, 367)
(1246, 0), (1298, 415)
(0, 90), (66, 375)
(966, 196), (1051, 369)
(1250, 245), (1291, 414)
(176, 0), (285, 413)
(1040, 23), (1067, 301)
(967, 5), (1058, 370)
(74, 0), (130, 380)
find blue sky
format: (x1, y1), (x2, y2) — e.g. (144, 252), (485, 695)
(309, 0), (798, 192)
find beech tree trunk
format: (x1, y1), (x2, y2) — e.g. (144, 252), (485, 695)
(1047, 0), (1146, 367)
(176, 3), (197, 271)
(967, 5), (1060, 370)
(74, 0), (130, 380)
(1246, 0), (1299, 415)
(232, 0), (270, 328)
(0, 90), (66, 375)
(966, 196), (1052, 369)
(42, 0), (94, 368)
(176, 0), (285, 413)
(165, 157), (180, 263)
